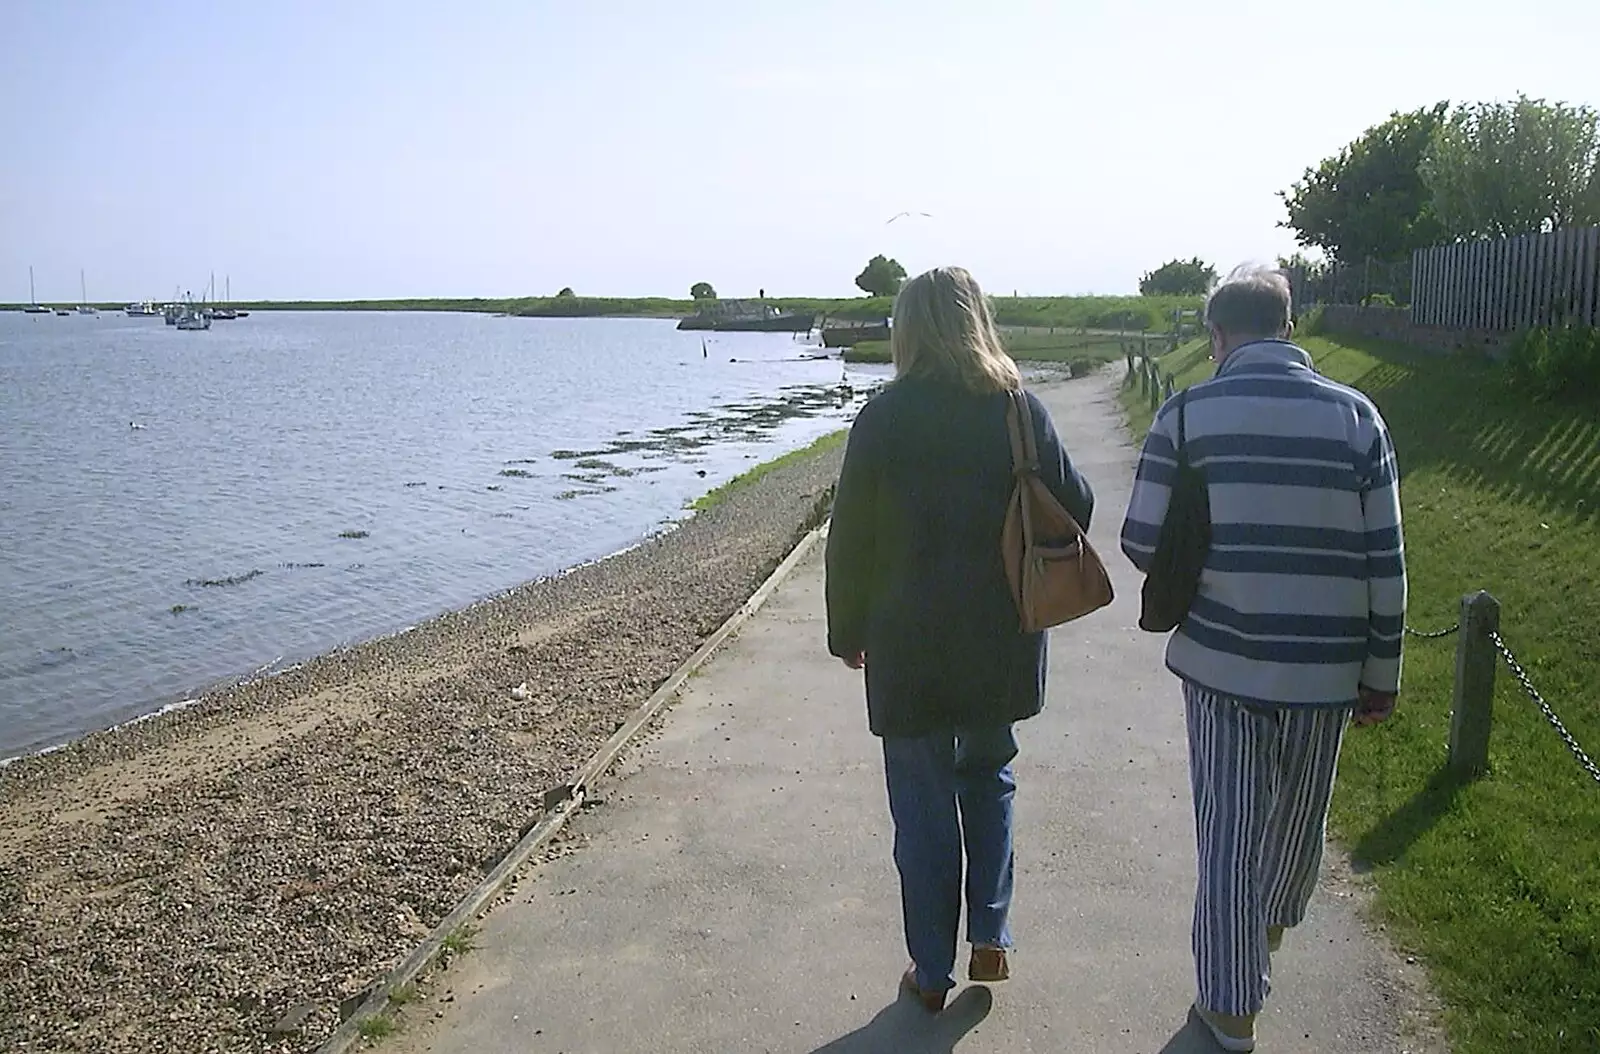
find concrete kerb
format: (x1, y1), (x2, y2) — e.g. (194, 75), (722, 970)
(314, 520), (832, 1054)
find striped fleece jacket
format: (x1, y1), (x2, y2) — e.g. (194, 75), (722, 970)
(1120, 339), (1407, 707)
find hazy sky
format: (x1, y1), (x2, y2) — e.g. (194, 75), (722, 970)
(4, 1), (1598, 301)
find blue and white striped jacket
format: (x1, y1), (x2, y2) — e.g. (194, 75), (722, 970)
(1120, 340), (1406, 707)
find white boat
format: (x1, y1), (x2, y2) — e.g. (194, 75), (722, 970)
(24, 267), (50, 313)
(76, 270), (96, 314)
(125, 301), (159, 317)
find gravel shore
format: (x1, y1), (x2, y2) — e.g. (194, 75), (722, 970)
(0, 441), (844, 1054)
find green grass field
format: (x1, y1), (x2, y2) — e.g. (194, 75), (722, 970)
(1120, 334), (1600, 1053)
(845, 330), (1143, 372)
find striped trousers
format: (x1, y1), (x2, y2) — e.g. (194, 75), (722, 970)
(1183, 681), (1351, 1016)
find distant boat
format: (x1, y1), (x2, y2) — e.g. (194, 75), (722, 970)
(677, 299), (816, 333)
(125, 301), (159, 317)
(76, 270), (96, 314)
(821, 321), (891, 347)
(175, 308), (211, 331)
(175, 292), (211, 330)
(163, 303), (181, 325)
(54, 308), (71, 316)
(24, 266), (50, 313)
(210, 275), (240, 320)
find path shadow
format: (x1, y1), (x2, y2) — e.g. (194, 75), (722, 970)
(809, 985), (992, 1053)
(1350, 765), (1468, 871)
(1157, 1006), (1231, 1052)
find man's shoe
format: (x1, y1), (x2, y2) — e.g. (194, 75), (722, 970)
(1194, 1003), (1256, 1052)
(968, 945), (1010, 982)
(1267, 925), (1286, 954)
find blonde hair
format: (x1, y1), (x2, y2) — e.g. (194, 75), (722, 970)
(890, 266), (1022, 394)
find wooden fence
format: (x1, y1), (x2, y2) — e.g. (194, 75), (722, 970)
(1411, 225), (1600, 330)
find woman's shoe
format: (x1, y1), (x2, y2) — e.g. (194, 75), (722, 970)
(901, 965), (948, 1013)
(968, 945), (1010, 982)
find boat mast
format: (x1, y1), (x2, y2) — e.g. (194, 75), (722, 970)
(29, 266), (36, 306)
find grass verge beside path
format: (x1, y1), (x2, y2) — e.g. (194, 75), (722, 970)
(1120, 335), (1600, 1054)
(692, 431), (848, 512)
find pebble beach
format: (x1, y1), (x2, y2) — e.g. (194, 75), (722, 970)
(0, 441), (844, 1053)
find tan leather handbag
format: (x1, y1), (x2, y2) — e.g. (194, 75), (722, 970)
(1001, 389), (1114, 632)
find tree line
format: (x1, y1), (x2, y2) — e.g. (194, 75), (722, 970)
(1281, 95), (1600, 266)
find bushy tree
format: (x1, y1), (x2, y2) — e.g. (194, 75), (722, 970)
(690, 281), (717, 300)
(1280, 103), (1450, 262)
(1138, 258), (1216, 296)
(1422, 96), (1600, 239)
(855, 255), (907, 297)
(556, 287), (575, 298)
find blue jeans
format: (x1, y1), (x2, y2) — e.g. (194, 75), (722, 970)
(882, 724), (1018, 992)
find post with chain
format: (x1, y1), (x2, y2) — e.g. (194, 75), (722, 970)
(1449, 590), (1500, 779)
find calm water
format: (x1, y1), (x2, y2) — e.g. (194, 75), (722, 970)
(0, 311), (883, 759)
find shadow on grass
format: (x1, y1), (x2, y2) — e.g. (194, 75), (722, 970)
(809, 985), (992, 1053)
(1329, 335), (1600, 529)
(1350, 765), (1470, 871)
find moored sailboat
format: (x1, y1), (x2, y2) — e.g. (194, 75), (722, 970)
(24, 267), (50, 313)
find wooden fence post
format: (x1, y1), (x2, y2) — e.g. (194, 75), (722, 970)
(1448, 590), (1501, 779)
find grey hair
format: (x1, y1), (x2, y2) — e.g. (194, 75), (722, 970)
(1204, 263), (1292, 338)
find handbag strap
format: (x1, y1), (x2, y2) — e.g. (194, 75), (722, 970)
(1175, 388), (1189, 462)
(1005, 389), (1038, 553)
(1006, 389), (1040, 476)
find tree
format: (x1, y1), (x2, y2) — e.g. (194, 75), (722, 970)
(855, 255), (907, 297)
(1138, 258), (1217, 296)
(690, 281), (717, 300)
(1280, 103), (1450, 262)
(1421, 95), (1600, 239)
(556, 287), (575, 298)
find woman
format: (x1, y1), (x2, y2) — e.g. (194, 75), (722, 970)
(825, 266), (1095, 1011)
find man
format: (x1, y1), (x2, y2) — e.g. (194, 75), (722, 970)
(1120, 264), (1406, 1052)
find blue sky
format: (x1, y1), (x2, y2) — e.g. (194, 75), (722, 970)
(4, 0), (1598, 301)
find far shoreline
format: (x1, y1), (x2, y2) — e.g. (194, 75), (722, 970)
(1, 293), (1198, 333)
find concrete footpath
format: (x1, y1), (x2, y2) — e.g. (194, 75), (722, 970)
(389, 373), (1438, 1054)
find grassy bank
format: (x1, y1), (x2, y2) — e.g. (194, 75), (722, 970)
(846, 330), (1137, 375)
(692, 430), (848, 511)
(1120, 335), (1600, 1053)
(229, 296), (694, 316)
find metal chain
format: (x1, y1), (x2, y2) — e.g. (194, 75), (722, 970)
(1491, 630), (1600, 785)
(1404, 623), (1460, 639)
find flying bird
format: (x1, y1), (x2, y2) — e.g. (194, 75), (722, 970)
(886, 211), (933, 224)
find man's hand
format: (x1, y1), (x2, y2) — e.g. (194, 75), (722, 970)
(1353, 687), (1397, 727)
(840, 651), (866, 670)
